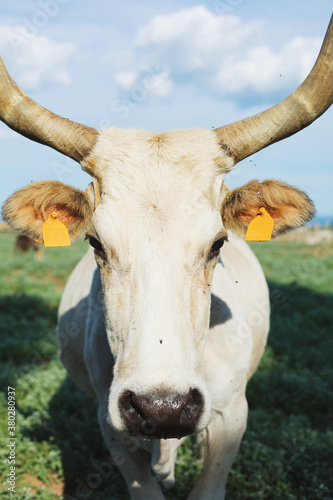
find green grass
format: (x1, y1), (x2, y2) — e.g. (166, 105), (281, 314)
(0, 233), (332, 499)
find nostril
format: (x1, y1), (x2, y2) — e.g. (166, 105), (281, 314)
(129, 391), (147, 420)
(119, 390), (141, 420)
(118, 390), (159, 437)
(118, 388), (204, 439)
(179, 388), (203, 426)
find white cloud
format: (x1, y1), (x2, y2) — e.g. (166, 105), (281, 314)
(214, 35), (321, 95)
(0, 25), (77, 89)
(116, 6), (322, 103)
(150, 71), (173, 98)
(115, 71), (138, 91)
(135, 6), (255, 76)
(115, 67), (173, 100)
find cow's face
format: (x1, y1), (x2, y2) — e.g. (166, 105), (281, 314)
(83, 128), (230, 438)
(2, 128), (315, 439)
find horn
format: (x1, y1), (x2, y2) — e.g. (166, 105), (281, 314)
(0, 57), (98, 166)
(214, 15), (333, 165)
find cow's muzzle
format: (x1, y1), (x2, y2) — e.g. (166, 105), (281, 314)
(119, 388), (203, 439)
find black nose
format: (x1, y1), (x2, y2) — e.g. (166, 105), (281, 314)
(119, 388), (203, 439)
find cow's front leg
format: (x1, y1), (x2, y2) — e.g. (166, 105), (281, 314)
(97, 404), (166, 500)
(188, 393), (248, 500)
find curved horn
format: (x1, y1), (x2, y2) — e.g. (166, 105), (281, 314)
(214, 15), (333, 165)
(0, 57), (98, 166)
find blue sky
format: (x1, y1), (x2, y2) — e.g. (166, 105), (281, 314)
(0, 0), (332, 216)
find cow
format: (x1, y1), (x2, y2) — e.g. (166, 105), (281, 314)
(1, 16), (332, 500)
(14, 234), (43, 260)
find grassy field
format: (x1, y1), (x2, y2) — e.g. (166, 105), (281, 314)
(0, 232), (332, 499)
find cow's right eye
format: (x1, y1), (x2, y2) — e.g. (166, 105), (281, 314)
(88, 236), (103, 253)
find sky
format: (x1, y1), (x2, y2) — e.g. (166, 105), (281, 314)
(0, 0), (332, 216)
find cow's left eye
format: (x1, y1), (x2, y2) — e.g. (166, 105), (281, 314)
(208, 238), (226, 260)
(87, 236), (103, 253)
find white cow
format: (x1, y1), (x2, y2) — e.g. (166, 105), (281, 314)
(1, 16), (332, 499)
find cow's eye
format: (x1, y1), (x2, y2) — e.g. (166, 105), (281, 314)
(88, 236), (103, 253)
(208, 238), (226, 260)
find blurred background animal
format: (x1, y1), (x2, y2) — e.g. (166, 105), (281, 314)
(14, 234), (43, 260)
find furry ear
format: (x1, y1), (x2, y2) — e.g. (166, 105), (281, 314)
(221, 179), (315, 238)
(2, 180), (94, 241)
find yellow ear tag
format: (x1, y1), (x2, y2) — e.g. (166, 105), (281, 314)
(245, 207), (274, 242)
(42, 212), (71, 247)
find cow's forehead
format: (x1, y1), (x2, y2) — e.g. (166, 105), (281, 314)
(83, 126), (234, 183)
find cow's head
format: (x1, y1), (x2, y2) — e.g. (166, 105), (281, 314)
(1, 17), (332, 439)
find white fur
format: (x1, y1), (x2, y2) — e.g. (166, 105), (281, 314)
(57, 127), (269, 499)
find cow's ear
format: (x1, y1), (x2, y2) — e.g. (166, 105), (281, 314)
(221, 179), (315, 238)
(2, 180), (94, 241)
